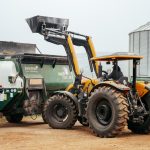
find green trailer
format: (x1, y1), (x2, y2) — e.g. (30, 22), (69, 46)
(0, 53), (76, 123)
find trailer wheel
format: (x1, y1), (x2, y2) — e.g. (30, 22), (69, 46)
(128, 94), (150, 134)
(44, 94), (78, 129)
(5, 114), (23, 123)
(87, 86), (128, 138)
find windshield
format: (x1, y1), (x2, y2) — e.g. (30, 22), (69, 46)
(101, 61), (128, 77)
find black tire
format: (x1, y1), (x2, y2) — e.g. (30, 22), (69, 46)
(5, 114), (23, 123)
(41, 111), (47, 123)
(128, 94), (150, 134)
(43, 94), (78, 129)
(87, 86), (128, 138)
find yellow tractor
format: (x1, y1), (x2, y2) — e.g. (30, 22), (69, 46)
(27, 16), (150, 137)
(87, 52), (150, 137)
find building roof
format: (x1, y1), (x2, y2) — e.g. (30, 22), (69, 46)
(130, 22), (150, 34)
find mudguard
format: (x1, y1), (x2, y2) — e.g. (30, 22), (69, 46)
(90, 81), (130, 95)
(53, 91), (78, 108)
(145, 85), (150, 91)
(136, 82), (150, 97)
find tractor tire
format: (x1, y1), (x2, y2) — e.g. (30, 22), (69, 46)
(5, 114), (23, 123)
(41, 111), (47, 123)
(128, 94), (150, 134)
(43, 94), (78, 129)
(87, 86), (128, 138)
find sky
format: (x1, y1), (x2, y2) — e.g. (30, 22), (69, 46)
(0, 0), (150, 55)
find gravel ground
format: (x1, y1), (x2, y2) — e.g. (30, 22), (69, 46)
(0, 116), (150, 150)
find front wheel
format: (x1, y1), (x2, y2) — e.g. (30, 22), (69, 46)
(87, 86), (128, 138)
(43, 94), (78, 129)
(5, 114), (23, 123)
(128, 94), (150, 134)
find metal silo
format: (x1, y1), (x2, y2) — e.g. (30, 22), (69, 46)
(129, 22), (150, 81)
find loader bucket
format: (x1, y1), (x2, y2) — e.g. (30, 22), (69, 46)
(26, 15), (69, 33)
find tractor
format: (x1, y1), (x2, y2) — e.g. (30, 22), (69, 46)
(26, 16), (150, 137)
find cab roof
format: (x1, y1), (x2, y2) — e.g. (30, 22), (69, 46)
(91, 52), (143, 61)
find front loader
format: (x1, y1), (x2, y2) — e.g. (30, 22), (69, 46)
(26, 15), (99, 126)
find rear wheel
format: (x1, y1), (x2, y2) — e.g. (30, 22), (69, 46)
(5, 114), (23, 123)
(128, 94), (150, 134)
(87, 86), (128, 138)
(43, 94), (78, 129)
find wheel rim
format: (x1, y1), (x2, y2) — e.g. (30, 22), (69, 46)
(96, 99), (112, 125)
(53, 103), (68, 122)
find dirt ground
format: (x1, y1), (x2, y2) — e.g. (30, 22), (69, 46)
(0, 117), (150, 150)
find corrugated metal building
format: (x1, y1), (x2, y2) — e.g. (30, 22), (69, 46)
(0, 41), (36, 54)
(129, 22), (150, 80)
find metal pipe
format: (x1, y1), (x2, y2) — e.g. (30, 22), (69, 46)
(87, 37), (99, 77)
(67, 35), (81, 76)
(132, 59), (137, 94)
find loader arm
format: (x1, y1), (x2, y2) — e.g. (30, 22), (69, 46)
(45, 30), (99, 77)
(26, 15), (81, 77)
(44, 32), (80, 76)
(68, 31), (99, 77)
(72, 37), (99, 77)
(26, 16), (99, 78)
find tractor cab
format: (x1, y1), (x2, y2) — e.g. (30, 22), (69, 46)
(92, 52), (143, 93)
